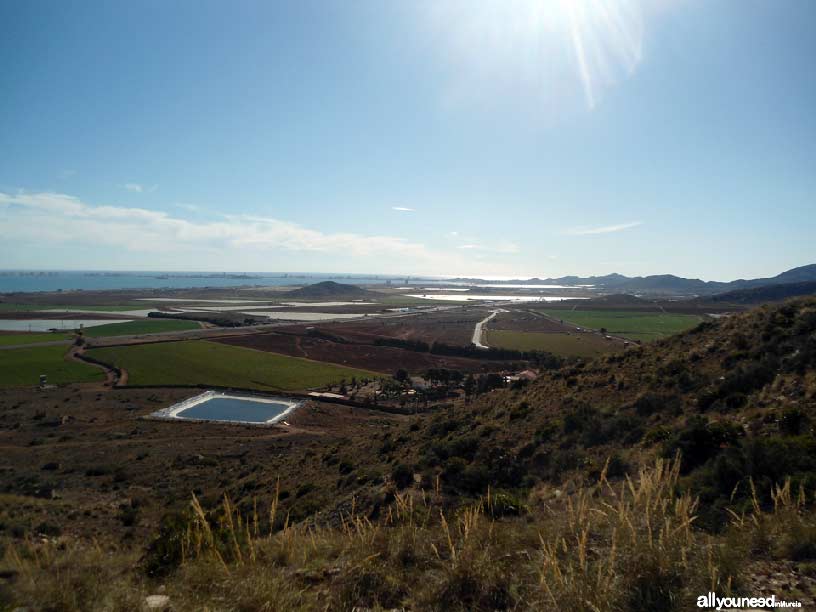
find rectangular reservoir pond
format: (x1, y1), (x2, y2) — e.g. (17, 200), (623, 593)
(152, 391), (300, 424)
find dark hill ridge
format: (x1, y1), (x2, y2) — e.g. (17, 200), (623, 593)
(448, 263), (816, 296)
(281, 280), (381, 299)
(702, 280), (816, 304)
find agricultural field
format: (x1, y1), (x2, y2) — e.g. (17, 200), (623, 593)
(535, 309), (704, 342)
(215, 330), (499, 374)
(82, 319), (201, 338)
(88, 340), (379, 391)
(327, 308), (489, 346)
(486, 330), (622, 358)
(0, 345), (104, 388)
(489, 309), (570, 333)
(0, 333), (72, 347)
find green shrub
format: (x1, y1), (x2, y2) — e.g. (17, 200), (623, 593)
(663, 417), (740, 473)
(142, 511), (191, 577)
(486, 491), (526, 518)
(391, 463), (414, 489)
(779, 408), (809, 436)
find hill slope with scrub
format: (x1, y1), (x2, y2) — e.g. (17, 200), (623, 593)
(2, 298), (816, 609)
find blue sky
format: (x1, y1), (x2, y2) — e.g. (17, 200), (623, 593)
(1, 0), (814, 280)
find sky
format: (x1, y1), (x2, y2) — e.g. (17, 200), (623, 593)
(1, 0), (814, 281)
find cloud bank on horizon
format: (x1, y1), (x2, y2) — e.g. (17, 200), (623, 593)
(0, 191), (525, 276)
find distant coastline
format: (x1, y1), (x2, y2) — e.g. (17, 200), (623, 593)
(0, 270), (441, 293)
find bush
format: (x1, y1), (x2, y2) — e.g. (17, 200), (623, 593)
(486, 491), (526, 518)
(779, 408), (809, 436)
(688, 434), (816, 529)
(632, 393), (682, 417)
(391, 463), (414, 489)
(782, 521), (816, 561)
(562, 403), (598, 435)
(663, 417), (741, 473)
(142, 511), (191, 577)
(295, 482), (316, 498)
(34, 521), (62, 537)
(606, 453), (629, 479)
(336, 561), (406, 609)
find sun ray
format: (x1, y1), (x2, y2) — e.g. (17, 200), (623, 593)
(427, 0), (646, 112)
(566, 1), (596, 108)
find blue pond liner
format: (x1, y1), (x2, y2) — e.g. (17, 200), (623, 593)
(151, 391), (301, 425)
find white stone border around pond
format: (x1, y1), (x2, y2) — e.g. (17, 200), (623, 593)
(149, 390), (302, 425)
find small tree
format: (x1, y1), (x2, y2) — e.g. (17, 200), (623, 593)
(394, 369), (409, 384)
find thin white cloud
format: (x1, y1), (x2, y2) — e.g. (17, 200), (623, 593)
(564, 221), (642, 236)
(175, 203), (201, 212)
(457, 242), (519, 254)
(392, 206), (415, 212)
(0, 191), (437, 261)
(124, 183), (143, 193)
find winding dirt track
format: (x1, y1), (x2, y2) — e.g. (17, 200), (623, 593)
(67, 345), (126, 386)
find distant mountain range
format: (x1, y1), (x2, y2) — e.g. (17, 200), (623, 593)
(450, 264), (816, 296)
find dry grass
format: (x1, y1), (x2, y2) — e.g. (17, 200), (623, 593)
(1, 542), (146, 611)
(6, 456), (809, 610)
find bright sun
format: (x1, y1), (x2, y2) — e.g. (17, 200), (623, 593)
(428, 0), (645, 110)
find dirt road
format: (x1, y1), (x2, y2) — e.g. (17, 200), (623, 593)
(472, 310), (500, 348)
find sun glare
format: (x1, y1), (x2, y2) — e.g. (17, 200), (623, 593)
(429, 0), (644, 111)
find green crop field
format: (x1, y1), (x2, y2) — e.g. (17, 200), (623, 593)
(0, 345), (104, 388)
(0, 304), (47, 312)
(83, 319), (201, 338)
(537, 309), (703, 341)
(88, 340), (379, 390)
(486, 330), (621, 358)
(0, 333), (72, 347)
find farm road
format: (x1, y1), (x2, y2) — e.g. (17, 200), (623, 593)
(472, 309), (506, 348)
